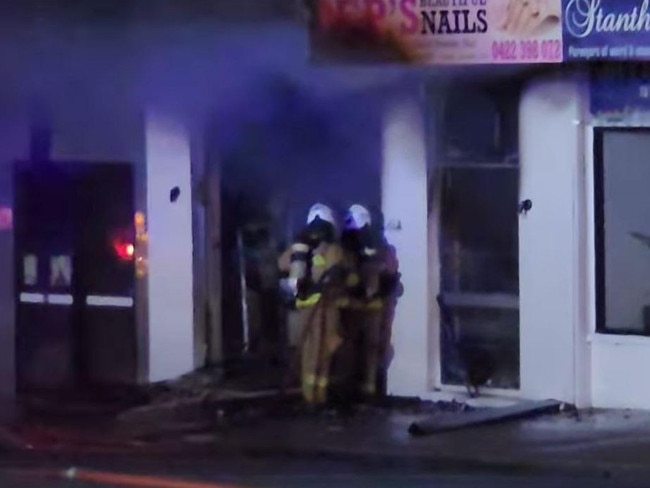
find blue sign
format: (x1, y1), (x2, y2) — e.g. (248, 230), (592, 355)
(590, 66), (650, 114)
(563, 0), (650, 61)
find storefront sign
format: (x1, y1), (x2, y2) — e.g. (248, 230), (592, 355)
(563, 0), (650, 61)
(311, 0), (564, 64)
(590, 65), (650, 114)
(591, 76), (650, 114)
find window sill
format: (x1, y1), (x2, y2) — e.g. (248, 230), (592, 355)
(425, 387), (522, 407)
(440, 292), (519, 310)
(588, 333), (650, 347)
(438, 161), (519, 169)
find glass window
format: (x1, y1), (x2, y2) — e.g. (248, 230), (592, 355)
(439, 168), (519, 295)
(439, 84), (520, 164)
(595, 129), (650, 336)
(434, 80), (521, 391)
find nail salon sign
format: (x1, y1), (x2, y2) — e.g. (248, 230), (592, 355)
(563, 0), (650, 60)
(310, 0), (564, 64)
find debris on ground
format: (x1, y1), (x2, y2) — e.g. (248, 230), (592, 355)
(141, 364), (291, 404)
(140, 367), (225, 404)
(19, 367), (482, 447)
(202, 396), (476, 431)
(375, 397), (474, 414)
(408, 399), (564, 436)
(114, 363), (303, 439)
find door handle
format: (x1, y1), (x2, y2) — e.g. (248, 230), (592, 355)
(518, 199), (533, 215)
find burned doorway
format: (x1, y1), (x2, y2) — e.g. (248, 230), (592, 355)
(14, 161), (137, 393)
(434, 80), (521, 391)
(217, 78), (382, 374)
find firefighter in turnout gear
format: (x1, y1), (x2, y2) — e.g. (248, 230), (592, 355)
(339, 204), (398, 401)
(278, 204), (345, 406)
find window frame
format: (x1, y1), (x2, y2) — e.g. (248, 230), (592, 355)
(436, 81), (521, 166)
(593, 126), (650, 336)
(435, 79), (522, 306)
(431, 79), (523, 391)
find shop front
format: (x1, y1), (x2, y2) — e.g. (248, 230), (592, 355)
(313, 0), (585, 405)
(427, 59), (650, 410)
(314, 0), (650, 409)
(421, 70), (588, 406)
(398, 66), (650, 411)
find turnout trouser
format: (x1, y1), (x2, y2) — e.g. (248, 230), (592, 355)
(298, 300), (342, 405)
(338, 307), (383, 399)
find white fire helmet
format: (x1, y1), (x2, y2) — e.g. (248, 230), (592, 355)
(345, 204), (371, 230)
(306, 203), (336, 226)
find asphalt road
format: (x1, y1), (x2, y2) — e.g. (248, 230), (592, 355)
(0, 457), (643, 488)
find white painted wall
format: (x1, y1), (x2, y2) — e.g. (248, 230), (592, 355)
(591, 335), (650, 409)
(145, 112), (195, 382)
(519, 77), (586, 404)
(382, 92), (430, 397)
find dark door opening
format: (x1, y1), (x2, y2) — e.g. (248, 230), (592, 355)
(14, 161), (137, 395)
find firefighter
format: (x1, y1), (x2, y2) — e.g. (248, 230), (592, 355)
(278, 203), (345, 407)
(339, 204), (399, 401)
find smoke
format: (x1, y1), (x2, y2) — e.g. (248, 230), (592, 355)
(0, 14), (420, 120)
(0, 0), (538, 123)
(0, 9), (532, 140)
(0, 11), (531, 227)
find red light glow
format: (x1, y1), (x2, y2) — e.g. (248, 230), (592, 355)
(113, 241), (135, 261)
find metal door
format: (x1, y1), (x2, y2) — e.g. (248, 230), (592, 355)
(14, 162), (137, 393)
(14, 163), (75, 391)
(74, 163), (136, 386)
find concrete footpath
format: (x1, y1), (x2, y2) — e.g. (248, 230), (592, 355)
(169, 407), (650, 479)
(10, 392), (650, 480)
